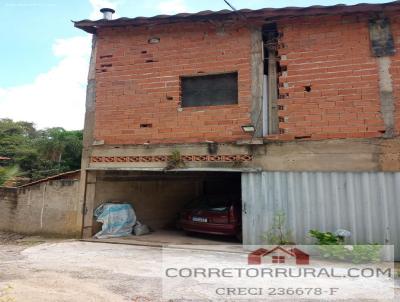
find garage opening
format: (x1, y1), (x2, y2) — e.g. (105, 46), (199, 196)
(91, 170), (242, 246)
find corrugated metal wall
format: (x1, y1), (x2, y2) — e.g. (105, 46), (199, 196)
(242, 172), (400, 259)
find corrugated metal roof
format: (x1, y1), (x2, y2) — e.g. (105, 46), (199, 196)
(0, 156), (10, 161)
(74, 1), (400, 33)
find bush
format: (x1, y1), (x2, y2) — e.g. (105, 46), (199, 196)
(309, 229), (343, 245)
(309, 229), (381, 263)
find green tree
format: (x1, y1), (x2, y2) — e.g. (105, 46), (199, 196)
(0, 119), (36, 159)
(0, 119), (82, 184)
(36, 127), (82, 172)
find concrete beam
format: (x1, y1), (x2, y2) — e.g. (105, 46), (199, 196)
(85, 138), (400, 172)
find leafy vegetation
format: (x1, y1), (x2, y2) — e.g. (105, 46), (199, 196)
(262, 211), (294, 245)
(0, 119), (82, 185)
(315, 244), (381, 263)
(309, 229), (381, 263)
(309, 229), (344, 245)
(165, 150), (185, 170)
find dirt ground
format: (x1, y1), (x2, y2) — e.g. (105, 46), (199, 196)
(0, 232), (163, 302)
(0, 232), (399, 302)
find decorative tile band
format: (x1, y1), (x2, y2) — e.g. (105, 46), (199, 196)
(90, 154), (253, 163)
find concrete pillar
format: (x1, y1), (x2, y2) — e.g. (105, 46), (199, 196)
(377, 57), (395, 138)
(250, 28), (264, 138)
(78, 35), (98, 238)
(82, 171), (97, 238)
(369, 17), (396, 138)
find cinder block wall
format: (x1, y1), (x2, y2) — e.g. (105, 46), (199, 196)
(94, 22), (252, 144)
(275, 14), (397, 140)
(0, 180), (81, 237)
(94, 179), (203, 232)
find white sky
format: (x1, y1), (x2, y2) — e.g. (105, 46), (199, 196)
(0, 0), (388, 130)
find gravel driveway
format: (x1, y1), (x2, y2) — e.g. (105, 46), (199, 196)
(0, 234), (398, 302)
(0, 240), (163, 302)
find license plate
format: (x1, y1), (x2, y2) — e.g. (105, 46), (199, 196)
(192, 216), (207, 223)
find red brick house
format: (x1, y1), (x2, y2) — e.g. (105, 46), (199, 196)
(74, 2), (400, 258)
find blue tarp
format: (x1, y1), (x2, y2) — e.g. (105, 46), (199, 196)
(93, 203), (136, 239)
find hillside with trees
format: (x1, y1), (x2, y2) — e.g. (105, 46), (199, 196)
(0, 118), (82, 186)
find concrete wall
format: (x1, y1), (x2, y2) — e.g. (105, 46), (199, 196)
(94, 177), (203, 232)
(0, 187), (18, 231)
(86, 137), (400, 172)
(0, 180), (81, 237)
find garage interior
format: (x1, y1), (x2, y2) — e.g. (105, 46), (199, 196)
(89, 170), (242, 246)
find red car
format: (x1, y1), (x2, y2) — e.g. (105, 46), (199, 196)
(179, 196), (242, 240)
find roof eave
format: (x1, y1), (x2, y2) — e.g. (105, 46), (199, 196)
(73, 1), (400, 34)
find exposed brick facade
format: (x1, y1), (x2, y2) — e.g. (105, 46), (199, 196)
(275, 14), (387, 140)
(95, 22), (252, 144)
(93, 13), (398, 145)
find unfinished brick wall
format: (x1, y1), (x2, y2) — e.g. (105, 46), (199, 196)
(94, 22), (252, 145)
(274, 14), (387, 140)
(93, 13), (398, 145)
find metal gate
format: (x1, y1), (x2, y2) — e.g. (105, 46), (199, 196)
(242, 171), (400, 259)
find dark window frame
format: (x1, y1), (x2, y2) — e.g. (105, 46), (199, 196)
(180, 72), (239, 108)
(272, 255), (285, 263)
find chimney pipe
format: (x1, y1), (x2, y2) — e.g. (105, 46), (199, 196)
(100, 8), (115, 20)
